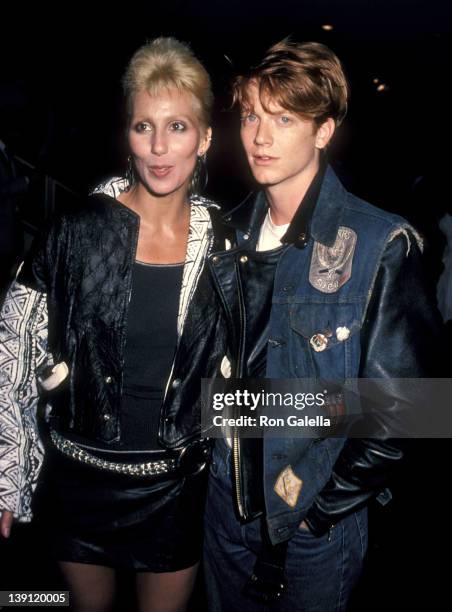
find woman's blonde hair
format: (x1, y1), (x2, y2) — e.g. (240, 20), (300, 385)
(122, 37), (213, 129)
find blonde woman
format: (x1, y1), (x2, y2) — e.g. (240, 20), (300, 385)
(0, 37), (226, 612)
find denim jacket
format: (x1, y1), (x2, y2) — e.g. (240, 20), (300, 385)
(209, 165), (441, 544)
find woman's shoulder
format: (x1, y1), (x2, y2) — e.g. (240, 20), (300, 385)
(50, 197), (114, 230)
(55, 177), (133, 227)
(90, 176), (129, 200)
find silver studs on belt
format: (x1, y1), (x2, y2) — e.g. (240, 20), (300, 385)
(49, 429), (176, 477)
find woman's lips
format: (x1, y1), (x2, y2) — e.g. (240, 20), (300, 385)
(148, 165), (173, 178)
(252, 155), (278, 166)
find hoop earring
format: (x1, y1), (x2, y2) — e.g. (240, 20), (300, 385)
(189, 154), (208, 196)
(125, 155), (135, 192)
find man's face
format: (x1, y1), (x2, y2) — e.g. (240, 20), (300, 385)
(240, 81), (328, 191)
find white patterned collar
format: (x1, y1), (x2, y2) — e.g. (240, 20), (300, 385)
(92, 176), (219, 336)
(91, 176), (219, 211)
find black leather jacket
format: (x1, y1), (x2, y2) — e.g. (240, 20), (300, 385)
(18, 194), (227, 449)
(208, 165), (443, 541)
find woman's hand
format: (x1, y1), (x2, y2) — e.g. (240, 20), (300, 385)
(0, 510), (14, 538)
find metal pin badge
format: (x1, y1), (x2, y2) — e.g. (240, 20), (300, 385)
(310, 333), (329, 352)
(336, 326), (350, 341)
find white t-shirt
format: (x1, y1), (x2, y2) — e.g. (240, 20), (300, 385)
(256, 209), (290, 252)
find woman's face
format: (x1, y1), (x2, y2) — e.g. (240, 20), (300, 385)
(127, 87), (211, 198)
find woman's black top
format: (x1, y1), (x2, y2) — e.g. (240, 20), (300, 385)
(65, 260), (183, 453)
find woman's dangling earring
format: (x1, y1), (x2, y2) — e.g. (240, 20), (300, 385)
(125, 155), (135, 192)
(189, 154), (208, 196)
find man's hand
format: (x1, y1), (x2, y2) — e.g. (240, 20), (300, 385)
(299, 520), (310, 532)
(0, 510), (14, 538)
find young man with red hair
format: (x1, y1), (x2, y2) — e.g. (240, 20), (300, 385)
(204, 40), (439, 611)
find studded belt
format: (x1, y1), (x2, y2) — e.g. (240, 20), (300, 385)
(49, 429), (211, 478)
(50, 429), (177, 477)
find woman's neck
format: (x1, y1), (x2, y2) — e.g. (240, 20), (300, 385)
(118, 182), (190, 228)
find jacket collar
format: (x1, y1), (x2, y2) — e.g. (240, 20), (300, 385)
(223, 163), (347, 248)
(91, 177), (220, 337)
(310, 164), (347, 247)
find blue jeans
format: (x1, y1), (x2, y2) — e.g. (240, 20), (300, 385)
(204, 440), (368, 611)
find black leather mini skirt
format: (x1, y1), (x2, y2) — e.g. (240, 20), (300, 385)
(35, 444), (208, 572)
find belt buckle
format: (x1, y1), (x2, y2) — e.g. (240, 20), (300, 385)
(177, 440), (211, 476)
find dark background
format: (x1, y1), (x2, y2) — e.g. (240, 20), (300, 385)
(1, 1), (451, 609)
(1, 1), (450, 210)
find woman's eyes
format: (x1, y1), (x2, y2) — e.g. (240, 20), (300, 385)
(133, 121), (187, 132)
(135, 122), (151, 133)
(169, 121), (186, 132)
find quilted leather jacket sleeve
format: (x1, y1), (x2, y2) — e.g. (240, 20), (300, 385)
(304, 230), (443, 536)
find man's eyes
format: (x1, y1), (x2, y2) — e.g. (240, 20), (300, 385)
(241, 113), (258, 123)
(240, 114), (292, 125)
(279, 115), (292, 124)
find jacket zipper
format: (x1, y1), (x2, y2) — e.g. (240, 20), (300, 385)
(232, 433), (245, 518)
(233, 257), (247, 519)
(207, 250), (247, 519)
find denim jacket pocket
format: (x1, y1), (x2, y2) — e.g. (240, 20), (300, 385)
(288, 302), (363, 378)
